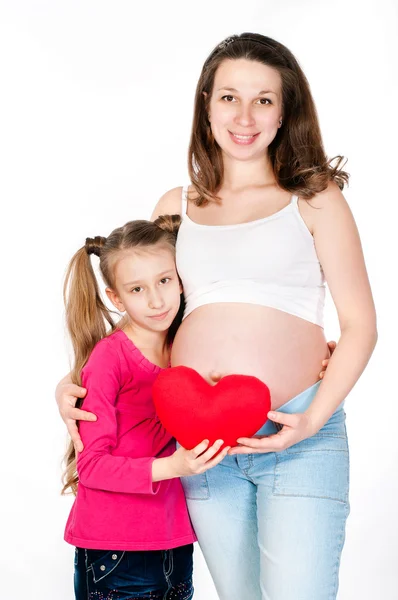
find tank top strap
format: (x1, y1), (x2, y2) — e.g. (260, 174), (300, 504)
(290, 194), (299, 207)
(181, 185), (189, 216)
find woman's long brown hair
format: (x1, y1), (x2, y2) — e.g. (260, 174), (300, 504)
(61, 215), (182, 495)
(188, 33), (349, 205)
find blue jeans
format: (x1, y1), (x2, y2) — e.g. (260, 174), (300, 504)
(181, 381), (350, 600)
(74, 544), (194, 600)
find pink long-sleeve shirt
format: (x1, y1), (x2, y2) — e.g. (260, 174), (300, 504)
(64, 329), (196, 551)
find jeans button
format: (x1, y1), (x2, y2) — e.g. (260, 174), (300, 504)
(100, 565), (106, 571)
(112, 554), (118, 560)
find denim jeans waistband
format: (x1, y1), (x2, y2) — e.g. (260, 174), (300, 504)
(256, 380), (344, 436)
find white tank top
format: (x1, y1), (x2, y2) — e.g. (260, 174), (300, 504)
(176, 186), (326, 327)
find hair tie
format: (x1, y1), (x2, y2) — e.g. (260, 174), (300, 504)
(85, 236), (106, 257)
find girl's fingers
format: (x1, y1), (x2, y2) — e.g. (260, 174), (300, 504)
(198, 439), (224, 462)
(190, 439), (210, 458)
(206, 446), (230, 468)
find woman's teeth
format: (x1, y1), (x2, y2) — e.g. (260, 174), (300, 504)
(233, 134), (255, 139)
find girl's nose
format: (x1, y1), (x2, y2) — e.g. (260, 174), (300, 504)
(148, 289), (165, 310)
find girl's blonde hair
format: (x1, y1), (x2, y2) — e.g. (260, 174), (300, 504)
(61, 214), (181, 495)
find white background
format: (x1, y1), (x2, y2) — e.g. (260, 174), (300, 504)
(0, 1), (397, 598)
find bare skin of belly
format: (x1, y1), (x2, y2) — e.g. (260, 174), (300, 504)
(171, 304), (329, 410)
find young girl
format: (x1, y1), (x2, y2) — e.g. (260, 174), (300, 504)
(62, 215), (229, 600)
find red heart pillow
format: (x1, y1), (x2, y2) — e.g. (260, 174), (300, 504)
(152, 366), (271, 450)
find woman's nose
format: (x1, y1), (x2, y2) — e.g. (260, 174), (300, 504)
(234, 104), (255, 128)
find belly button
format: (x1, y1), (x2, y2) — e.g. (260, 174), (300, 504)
(208, 371), (223, 385)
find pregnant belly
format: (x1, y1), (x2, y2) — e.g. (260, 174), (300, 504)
(170, 304), (329, 410)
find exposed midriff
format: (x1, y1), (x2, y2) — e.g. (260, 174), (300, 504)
(170, 303), (328, 410)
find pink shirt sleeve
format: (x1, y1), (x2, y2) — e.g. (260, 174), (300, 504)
(76, 339), (160, 495)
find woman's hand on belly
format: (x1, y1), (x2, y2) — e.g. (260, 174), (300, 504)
(228, 410), (318, 455)
(320, 341), (336, 378)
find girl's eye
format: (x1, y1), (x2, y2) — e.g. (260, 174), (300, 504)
(159, 277), (171, 285)
(221, 95), (236, 102)
(257, 98), (271, 105)
(131, 287), (143, 293)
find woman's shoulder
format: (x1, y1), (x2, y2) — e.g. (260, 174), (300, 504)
(150, 186), (184, 220)
(301, 181), (346, 209)
(299, 182), (353, 242)
(298, 181), (349, 233)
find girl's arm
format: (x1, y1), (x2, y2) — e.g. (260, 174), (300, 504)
(76, 340), (161, 495)
(231, 183), (377, 454)
(76, 339), (228, 492)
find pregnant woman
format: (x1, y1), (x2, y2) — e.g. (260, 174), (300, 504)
(57, 34), (377, 599)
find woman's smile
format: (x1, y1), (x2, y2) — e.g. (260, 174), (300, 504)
(228, 131), (260, 145)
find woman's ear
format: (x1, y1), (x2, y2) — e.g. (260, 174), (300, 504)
(106, 287), (125, 312)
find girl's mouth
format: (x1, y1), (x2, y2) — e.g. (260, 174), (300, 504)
(149, 310), (170, 321)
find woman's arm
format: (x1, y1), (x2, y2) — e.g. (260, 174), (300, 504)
(230, 183), (377, 454)
(303, 182), (377, 428)
(56, 374), (95, 452)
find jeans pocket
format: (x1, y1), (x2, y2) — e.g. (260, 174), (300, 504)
(181, 472), (210, 500)
(86, 549), (126, 583)
(178, 576), (194, 600)
(273, 432), (350, 503)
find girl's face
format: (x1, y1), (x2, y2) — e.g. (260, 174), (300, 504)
(208, 58), (283, 162)
(107, 246), (182, 334)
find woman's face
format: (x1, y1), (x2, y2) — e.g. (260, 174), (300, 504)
(208, 58), (283, 162)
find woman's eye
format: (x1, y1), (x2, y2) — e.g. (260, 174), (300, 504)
(257, 98), (271, 105)
(221, 95), (236, 102)
(159, 277), (171, 285)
